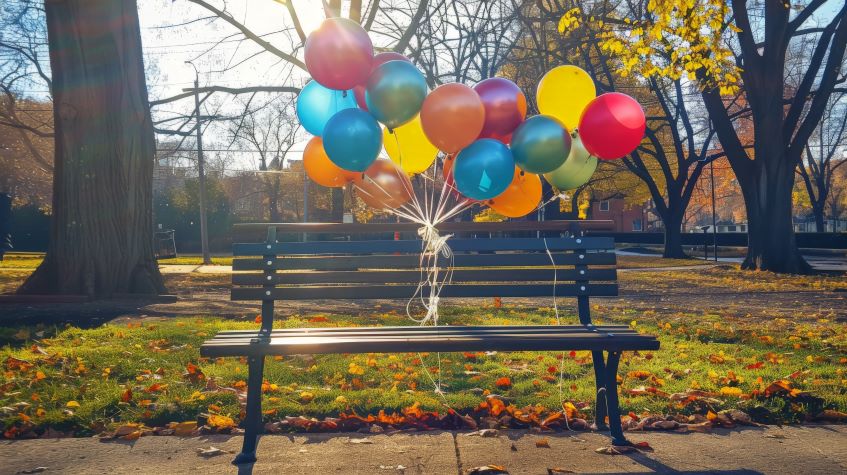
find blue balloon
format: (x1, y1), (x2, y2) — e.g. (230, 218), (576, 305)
(323, 108), (383, 172)
(454, 139), (515, 200)
(296, 80), (358, 136)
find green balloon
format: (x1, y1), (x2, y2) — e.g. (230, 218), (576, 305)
(510, 115), (571, 174)
(365, 60), (428, 130)
(543, 134), (598, 191)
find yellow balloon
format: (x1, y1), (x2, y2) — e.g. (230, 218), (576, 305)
(536, 65), (596, 131)
(383, 114), (439, 175)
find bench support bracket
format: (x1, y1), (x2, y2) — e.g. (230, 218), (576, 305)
(233, 355), (266, 466)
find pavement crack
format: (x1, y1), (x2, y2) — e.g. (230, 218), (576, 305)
(452, 432), (463, 475)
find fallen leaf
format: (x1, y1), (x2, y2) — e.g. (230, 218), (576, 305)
(19, 467), (48, 474)
(348, 438), (373, 444)
(197, 446), (226, 457)
(595, 445), (635, 455)
(65, 401), (80, 409)
(207, 414), (235, 429)
(174, 421), (197, 436)
(494, 377), (512, 389)
(466, 429), (499, 437)
(535, 438), (551, 448)
(467, 465), (509, 474)
(547, 469), (575, 474)
(120, 388), (133, 403)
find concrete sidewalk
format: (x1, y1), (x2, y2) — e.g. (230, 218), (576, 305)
(3, 425), (846, 474)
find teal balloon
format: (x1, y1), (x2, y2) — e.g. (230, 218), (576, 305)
(296, 80), (358, 136)
(510, 115), (571, 174)
(543, 134), (598, 191)
(454, 139), (515, 200)
(365, 60), (428, 129)
(323, 108), (382, 172)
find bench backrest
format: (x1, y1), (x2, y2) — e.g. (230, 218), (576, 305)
(232, 222), (617, 332)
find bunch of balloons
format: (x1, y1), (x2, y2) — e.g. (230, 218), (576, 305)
(297, 18), (646, 218)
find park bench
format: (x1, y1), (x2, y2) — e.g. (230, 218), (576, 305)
(200, 221), (659, 466)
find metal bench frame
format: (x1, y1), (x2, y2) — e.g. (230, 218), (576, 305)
(200, 223), (659, 466)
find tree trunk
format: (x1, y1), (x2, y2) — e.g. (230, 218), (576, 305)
(661, 211), (688, 259)
(267, 178), (281, 222)
(331, 187), (344, 222)
(19, 0), (165, 297)
(812, 204), (825, 233)
(737, 158), (812, 274)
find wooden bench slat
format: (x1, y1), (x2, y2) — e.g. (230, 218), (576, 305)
(201, 334), (659, 357)
(233, 237), (615, 256)
(232, 268), (617, 286)
(212, 324), (632, 336)
(207, 328), (642, 342)
(231, 283), (618, 300)
(233, 252), (616, 271)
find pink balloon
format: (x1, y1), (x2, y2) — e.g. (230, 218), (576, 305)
(578, 93), (646, 160)
(305, 18), (374, 90)
(473, 78), (527, 142)
(353, 52), (412, 110)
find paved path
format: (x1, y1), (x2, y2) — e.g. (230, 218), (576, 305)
(2, 425), (846, 474)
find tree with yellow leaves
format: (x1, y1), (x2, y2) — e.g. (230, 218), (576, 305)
(515, 0), (726, 257)
(557, 0), (847, 273)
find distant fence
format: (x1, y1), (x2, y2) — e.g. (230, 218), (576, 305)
(584, 232), (847, 249)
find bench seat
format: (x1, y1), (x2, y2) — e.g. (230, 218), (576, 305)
(210, 223), (660, 466)
(200, 325), (659, 357)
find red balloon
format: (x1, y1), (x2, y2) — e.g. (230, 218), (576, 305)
(578, 92), (646, 160)
(473, 78), (527, 142)
(353, 52), (412, 110)
(305, 18), (374, 90)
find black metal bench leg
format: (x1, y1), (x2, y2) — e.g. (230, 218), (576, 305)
(233, 355), (266, 466)
(591, 350), (608, 431)
(603, 351), (630, 446)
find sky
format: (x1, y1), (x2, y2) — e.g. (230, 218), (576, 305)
(137, 0), (334, 170)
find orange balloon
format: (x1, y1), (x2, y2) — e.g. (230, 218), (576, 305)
(303, 137), (358, 188)
(488, 167), (542, 218)
(420, 83), (485, 153)
(354, 159), (414, 210)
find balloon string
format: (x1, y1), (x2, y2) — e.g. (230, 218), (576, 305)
(543, 236), (574, 432)
(392, 129), (404, 170)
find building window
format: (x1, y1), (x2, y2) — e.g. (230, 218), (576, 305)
(727, 225), (736, 232)
(599, 200), (610, 212)
(632, 219), (643, 231)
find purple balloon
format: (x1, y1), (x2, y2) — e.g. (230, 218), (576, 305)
(473, 78), (528, 142)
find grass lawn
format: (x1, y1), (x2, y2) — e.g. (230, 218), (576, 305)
(2, 293), (845, 438)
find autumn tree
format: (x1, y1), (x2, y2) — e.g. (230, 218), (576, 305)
(520, 1), (724, 257)
(17, 0), (165, 296)
(1, 0), (54, 206)
(573, 0), (847, 272)
(226, 98), (299, 221)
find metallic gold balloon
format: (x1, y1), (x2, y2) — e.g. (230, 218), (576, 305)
(354, 159), (414, 210)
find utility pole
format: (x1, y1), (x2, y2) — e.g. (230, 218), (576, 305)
(185, 61), (211, 265)
(303, 170), (309, 242)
